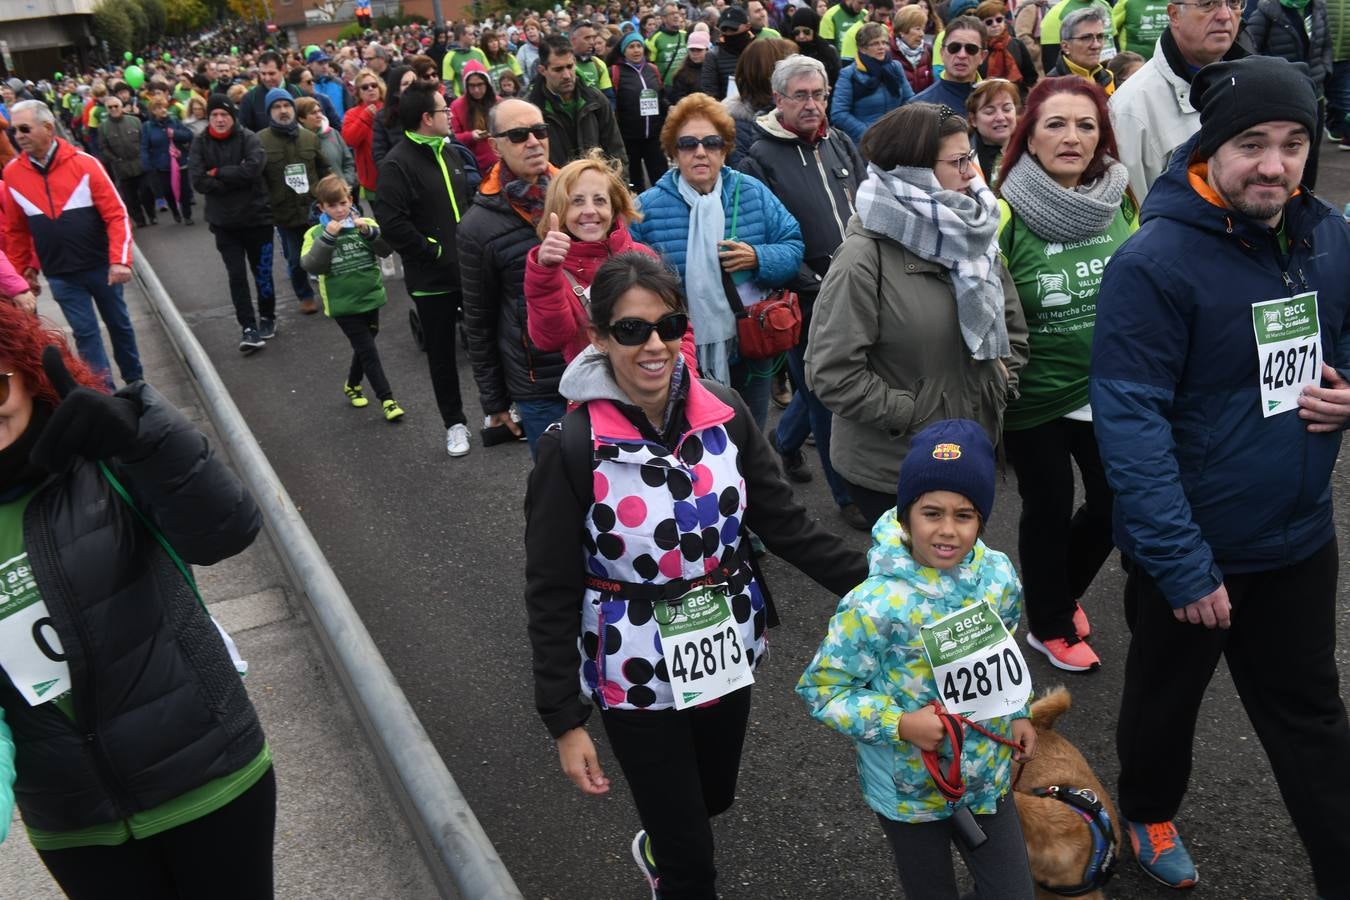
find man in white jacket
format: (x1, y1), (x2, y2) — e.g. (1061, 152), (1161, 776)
(1108, 0), (1245, 202)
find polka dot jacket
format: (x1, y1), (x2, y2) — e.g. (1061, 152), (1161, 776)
(525, 367), (870, 738)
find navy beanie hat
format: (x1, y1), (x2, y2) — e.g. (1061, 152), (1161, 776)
(264, 87), (295, 113)
(896, 419), (996, 523)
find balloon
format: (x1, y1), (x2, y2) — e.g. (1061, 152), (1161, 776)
(163, 52), (171, 61)
(54, 71), (62, 80)
(231, 46), (239, 54)
(124, 65), (145, 89)
(124, 51), (133, 61)
(135, 57), (143, 65)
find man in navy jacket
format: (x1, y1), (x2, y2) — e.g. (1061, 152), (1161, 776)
(1091, 56), (1350, 894)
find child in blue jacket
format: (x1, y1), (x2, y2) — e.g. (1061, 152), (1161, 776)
(798, 419), (1037, 898)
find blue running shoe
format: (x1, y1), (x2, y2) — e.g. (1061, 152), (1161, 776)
(1128, 819), (1198, 888)
(631, 829), (659, 899)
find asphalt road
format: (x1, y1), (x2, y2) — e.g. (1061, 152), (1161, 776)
(130, 148), (1350, 900)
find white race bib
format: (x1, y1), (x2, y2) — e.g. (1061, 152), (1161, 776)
(1252, 291), (1320, 417)
(0, 553), (72, 707)
(283, 162), (309, 194)
(920, 601), (1030, 722)
(639, 88), (660, 117)
(657, 586), (754, 709)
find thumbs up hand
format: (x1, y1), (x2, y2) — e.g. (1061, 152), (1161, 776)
(30, 346), (141, 472)
(537, 212), (572, 268)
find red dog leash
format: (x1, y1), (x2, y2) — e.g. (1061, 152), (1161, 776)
(919, 699), (1027, 801)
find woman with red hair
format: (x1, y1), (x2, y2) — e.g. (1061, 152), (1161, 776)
(0, 303), (273, 897)
(993, 76), (1136, 673)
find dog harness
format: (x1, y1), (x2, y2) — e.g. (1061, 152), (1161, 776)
(1028, 785), (1118, 897)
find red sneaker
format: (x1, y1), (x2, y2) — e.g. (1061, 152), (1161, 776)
(1027, 633), (1101, 672)
(1072, 602), (1091, 640)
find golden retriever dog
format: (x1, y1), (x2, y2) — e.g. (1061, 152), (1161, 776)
(1012, 687), (1122, 900)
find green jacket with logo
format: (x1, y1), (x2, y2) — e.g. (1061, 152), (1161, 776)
(300, 218), (392, 317)
(257, 126), (330, 229)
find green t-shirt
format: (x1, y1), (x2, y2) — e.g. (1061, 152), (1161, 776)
(821, 3), (867, 51)
(302, 220), (389, 315)
(998, 199), (1137, 430)
(647, 29), (690, 84)
(0, 491), (272, 851)
(1112, 0), (1169, 58)
(442, 47), (491, 96)
(574, 57), (614, 92)
(486, 56), (523, 94)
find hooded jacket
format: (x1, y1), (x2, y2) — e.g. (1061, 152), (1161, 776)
(373, 130), (473, 296)
(188, 123), (273, 229)
(1, 383), (264, 832)
(791, 8), (845, 88)
(524, 350), (868, 737)
(1090, 133), (1350, 608)
(830, 54), (916, 145)
(525, 78), (630, 178)
(738, 110), (864, 292)
(342, 100), (382, 191)
(450, 60), (502, 175)
(805, 218), (1028, 495)
(458, 163), (567, 413)
(797, 522), (1028, 822)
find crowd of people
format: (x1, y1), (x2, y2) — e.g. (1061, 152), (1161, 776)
(1, 0), (1350, 897)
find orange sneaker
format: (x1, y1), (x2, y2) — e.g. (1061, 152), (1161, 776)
(1026, 633), (1101, 672)
(1072, 602), (1091, 640)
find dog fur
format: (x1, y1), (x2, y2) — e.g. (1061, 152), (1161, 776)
(1012, 687), (1123, 900)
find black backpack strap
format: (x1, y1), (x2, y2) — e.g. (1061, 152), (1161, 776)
(559, 403), (595, 508)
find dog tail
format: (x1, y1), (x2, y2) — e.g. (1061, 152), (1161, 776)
(1030, 685), (1071, 730)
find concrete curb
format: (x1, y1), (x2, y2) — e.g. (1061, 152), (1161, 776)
(131, 256), (523, 900)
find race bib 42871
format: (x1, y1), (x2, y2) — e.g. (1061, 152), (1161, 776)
(1252, 291), (1320, 418)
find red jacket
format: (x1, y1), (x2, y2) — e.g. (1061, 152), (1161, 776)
(341, 101), (381, 191)
(2, 138), (132, 276)
(524, 219), (697, 369)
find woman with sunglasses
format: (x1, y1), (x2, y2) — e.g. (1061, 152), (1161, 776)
(525, 151), (697, 366)
(629, 94), (804, 429)
(991, 76), (1134, 672)
(0, 304), (273, 897)
(524, 252), (866, 900)
(975, 0), (1038, 94)
(808, 102), (1028, 528)
(341, 67), (386, 204)
(789, 6), (843, 88)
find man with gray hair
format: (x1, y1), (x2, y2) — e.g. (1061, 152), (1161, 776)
(738, 54), (869, 531)
(1, 99), (142, 389)
(1048, 6), (1116, 93)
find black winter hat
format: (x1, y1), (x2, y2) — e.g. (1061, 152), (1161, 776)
(1192, 56), (1318, 161)
(896, 419), (996, 524)
(206, 93), (237, 120)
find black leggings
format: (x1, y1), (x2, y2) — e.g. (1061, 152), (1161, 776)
(843, 478), (898, 529)
(211, 224), (276, 329)
(600, 686), (752, 900)
(876, 795), (1034, 900)
(37, 766), (276, 900)
(335, 309), (393, 401)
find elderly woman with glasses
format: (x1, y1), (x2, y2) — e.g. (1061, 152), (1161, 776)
(1047, 6), (1116, 94)
(524, 252), (866, 900)
(808, 102), (1028, 527)
(341, 67), (386, 204)
(831, 21), (915, 144)
(628, 94), (804, 428)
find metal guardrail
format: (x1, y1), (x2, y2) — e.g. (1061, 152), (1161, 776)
(131, 256), (524, 900)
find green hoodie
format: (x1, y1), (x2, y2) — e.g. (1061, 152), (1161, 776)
(300, 217), (392, 317)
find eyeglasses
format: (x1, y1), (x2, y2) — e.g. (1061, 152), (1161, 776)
(430, 105), (449, 116)
(936, 148), (978, 175)
(1176, 0), (1244, 11)
(0, 373), (11, 405)
(300, 76), (314, 84)
(359, 82), (380, 91)
(945, 41), (984, 56)
(14, 124), (34, 134)
(492, 124), (550, 142)
(784, 89), (829, 104)
(1068, 32), (1106, 44)
(674, 134), (726, 152)
(609, 313), (689, 346)
(983, 15), (1004, 24)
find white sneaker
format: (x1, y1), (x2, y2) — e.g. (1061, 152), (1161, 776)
(446, 423), (471, 457)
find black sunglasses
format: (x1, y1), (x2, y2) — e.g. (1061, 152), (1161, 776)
(674, 134), (726, 152)
(492, 124), (549, 143)
(609, 313), (688, 346)
(946, 41), (984, 56)
(14, 124), (35, 134)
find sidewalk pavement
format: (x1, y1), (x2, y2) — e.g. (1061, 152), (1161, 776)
(0, 272), (440, 899)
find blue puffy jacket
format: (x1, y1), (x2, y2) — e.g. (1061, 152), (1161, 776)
(1090, 133), (1350, 607)
(629, 166), (805, 292)
(830, 57), (914, 144)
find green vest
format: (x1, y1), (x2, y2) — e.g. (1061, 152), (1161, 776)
(302, 221), (388, 317)
(648, 29), (689, 84)
(998, 198), (1137, 430)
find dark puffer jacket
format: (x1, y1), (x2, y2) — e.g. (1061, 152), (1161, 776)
(189, 124), (274, 229)
(1245, 0), (1332, 90)
(458, 164), (566, 414)
(3, 383), (264, 832)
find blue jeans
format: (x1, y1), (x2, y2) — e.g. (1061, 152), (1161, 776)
(516, 396), (567, 458)
(775, 339), (851, 509)
(729, 355), (775, 432)
(275, 225), (314, 301)
(45, 267), (142, 388)
(1328, 60), (1350, 135)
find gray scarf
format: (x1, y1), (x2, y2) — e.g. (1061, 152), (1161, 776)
(855, 163), (1008, 360)
(998, 154), (1130, 242)
(676, 171), (737, 386)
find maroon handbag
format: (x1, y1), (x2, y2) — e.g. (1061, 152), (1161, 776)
(722, 272), (802, 359)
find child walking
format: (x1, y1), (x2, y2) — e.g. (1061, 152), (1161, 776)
(301, 174), (405, 421)
(797, 419), (1038, 900)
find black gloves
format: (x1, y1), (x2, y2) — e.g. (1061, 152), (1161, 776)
(30, 346), (140, 472)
